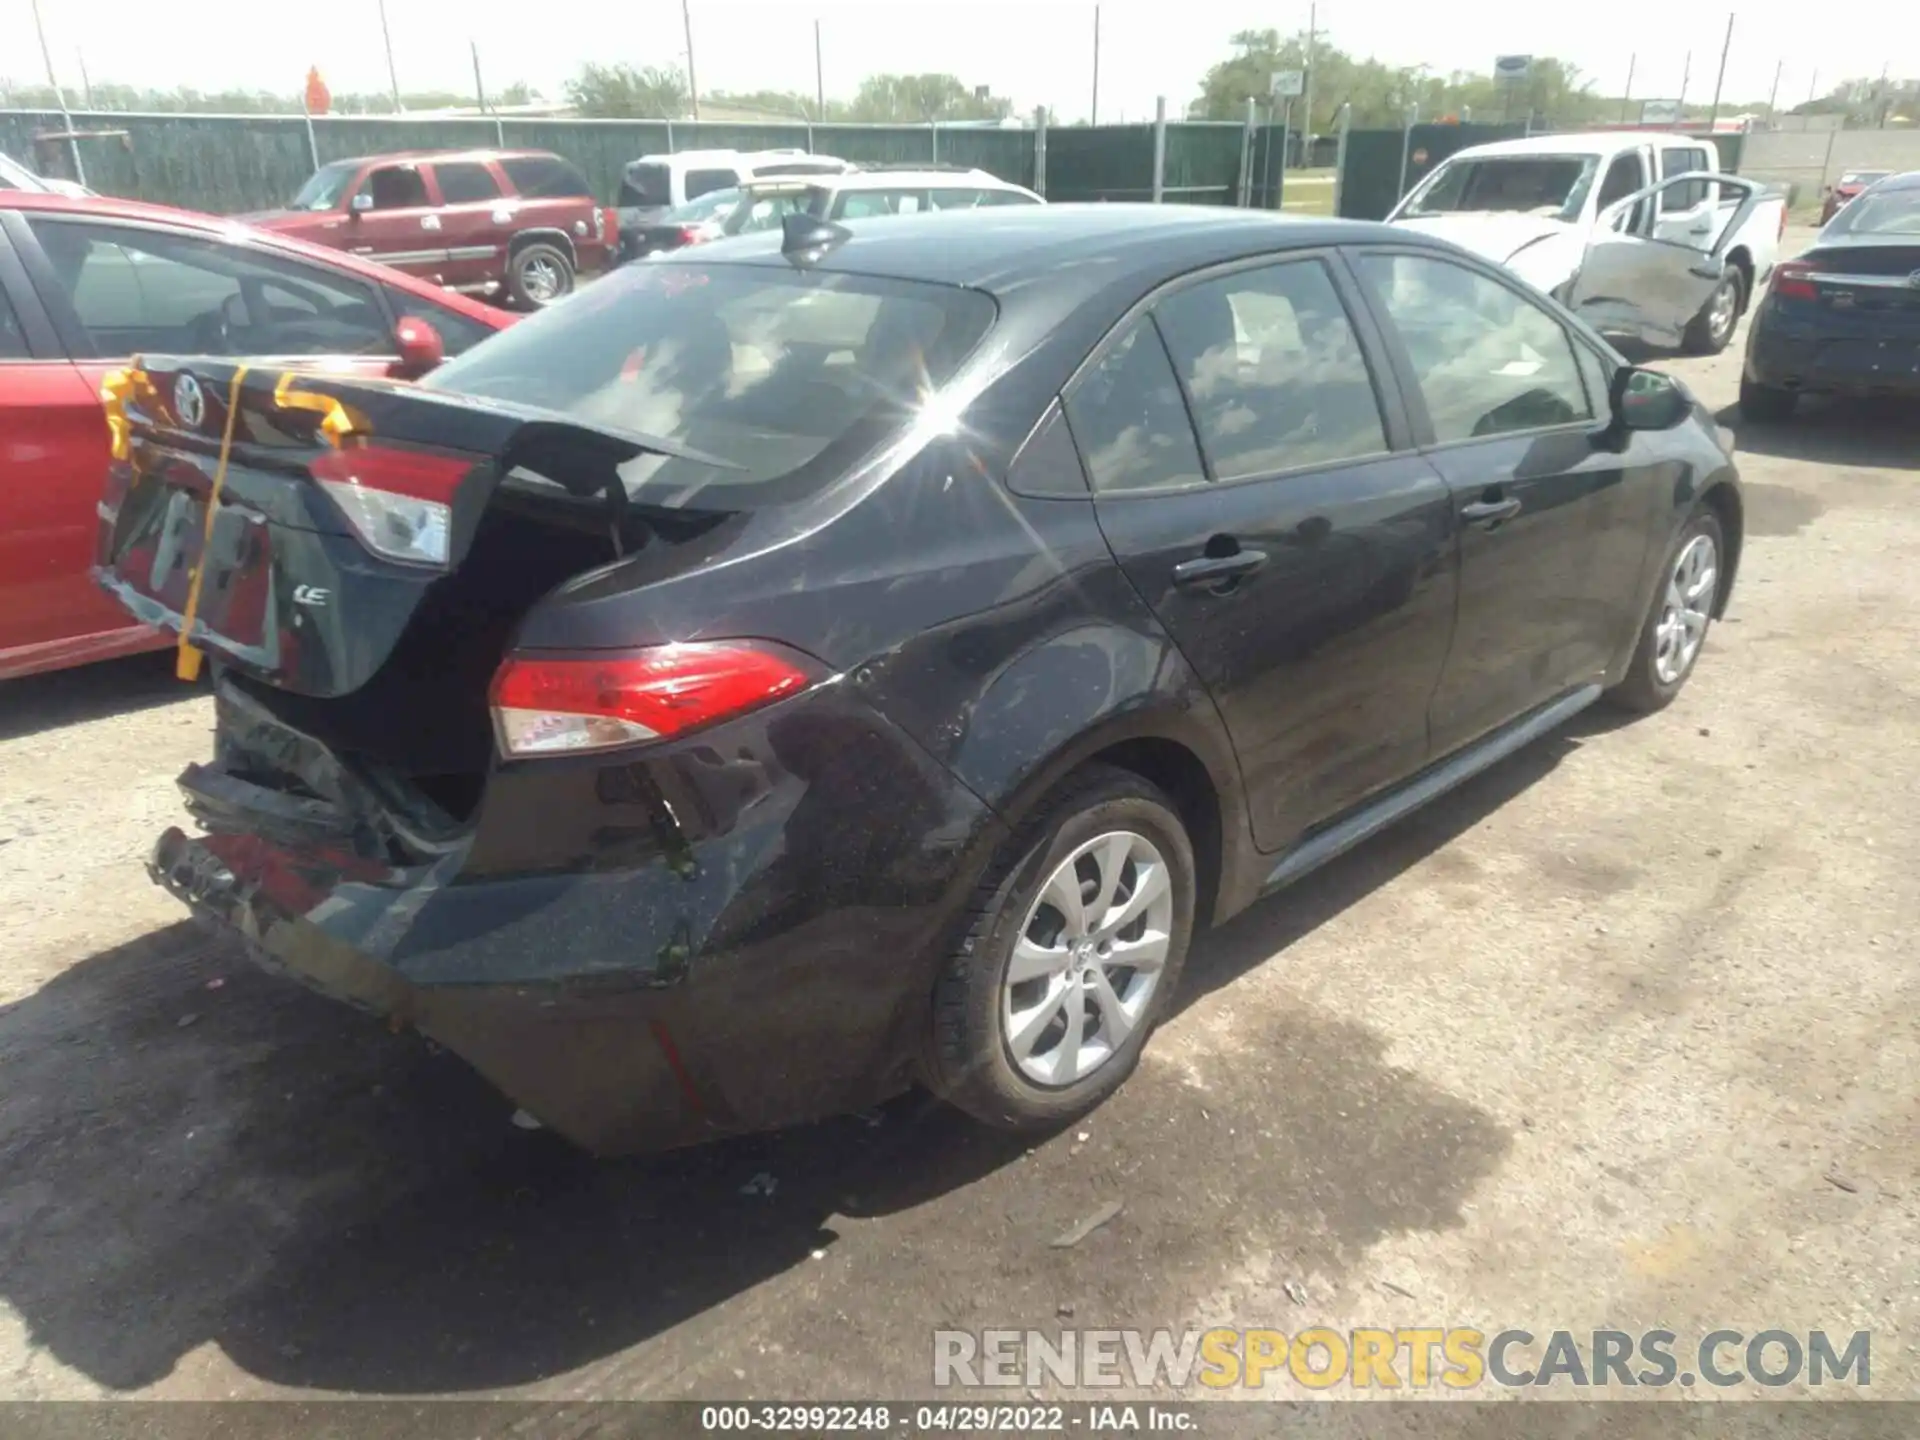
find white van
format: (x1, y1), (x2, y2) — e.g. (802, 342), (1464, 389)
(617, 149), (852, 228)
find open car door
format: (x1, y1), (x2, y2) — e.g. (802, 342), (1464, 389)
(1564, 172), (1764, 348)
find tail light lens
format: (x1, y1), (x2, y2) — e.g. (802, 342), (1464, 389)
(310, 444), (476, 567)
(676, 226), (703, 245)
(1770, 260), (1820, 302)
(490, 643), (816, 758)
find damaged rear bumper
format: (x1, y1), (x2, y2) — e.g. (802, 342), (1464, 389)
(147, 685), (1003, 1155)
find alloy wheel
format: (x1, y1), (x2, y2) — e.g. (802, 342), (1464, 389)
(1654, 533), (1718, 685)
(520, 254), (565, 304)
(1002, 830), (1173, 1087)
(1708, 277), (1739, 344)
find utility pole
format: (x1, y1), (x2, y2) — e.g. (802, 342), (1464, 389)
(1766, 59), (1782, 117)
(75, 48), (93, 109)
(1879, 61), (1892, 128)
(1806, 69), (1819, 106)
(1620, 52), (1636, 122)
(1299, 1), (1316, 171)
(1706, 13), (1734, 128)
(28, 0), (85, 185)
(814, 19), (825, 119)
(1090, 4), (1101, 125)
(1677, 50), (1691, 117)
(682, 0), (701, 121)
(376, 0), (402, 111)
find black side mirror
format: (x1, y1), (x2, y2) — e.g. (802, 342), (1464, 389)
(1611, 366), (1690, 432)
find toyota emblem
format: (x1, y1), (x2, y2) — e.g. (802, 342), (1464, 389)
(173, 372), (205, 430)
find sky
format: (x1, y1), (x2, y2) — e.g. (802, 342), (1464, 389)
(6, 0), (1918, 123)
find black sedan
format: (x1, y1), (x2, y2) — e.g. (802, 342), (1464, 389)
(99, 206), (1744, 1154)
(1741, 170), (1920, 421)
(616, 185), (744, 265)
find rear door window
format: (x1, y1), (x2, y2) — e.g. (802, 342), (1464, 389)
(26, 217), (391, 359)
(363, 165), (429, 210)
(1153, 259), (1388, 480)
(1063, 320), (1207, 495)
(836, 189), (926, 219)
(978, 188), (1041, 206)
(0, 285), (28, 358)
(423, 264), (996, 508)
(433, 162), (501, 204)
(1658, 147), (1709, 212)
(927, 188), (985, 209)
(684, 167), (741, 201)
(501, 155), (593, 200)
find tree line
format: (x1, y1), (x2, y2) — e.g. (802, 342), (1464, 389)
(1192, 28), (1916, 131)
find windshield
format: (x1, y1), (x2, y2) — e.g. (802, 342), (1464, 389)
(664, 187), (743, 224)
(425, 262), (996, 509)
(1837, 172), (1891, 188)
(289, 161), (360, 212)
(1401, 156), (1600, 222)
(1830, 188), (1920, 237)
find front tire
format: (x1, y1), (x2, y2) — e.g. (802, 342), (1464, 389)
(507, 240), (575, 309)
(928, 765), (1196, 1132)
(1682, 270), (1744, 356)
(1606, 508), (1725, 714)
(1739, 375), (1798, 423)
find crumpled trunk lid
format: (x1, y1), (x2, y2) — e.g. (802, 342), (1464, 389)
(93, 358), (689, 698)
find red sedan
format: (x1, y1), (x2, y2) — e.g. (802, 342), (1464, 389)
(0, 190), (513, 682)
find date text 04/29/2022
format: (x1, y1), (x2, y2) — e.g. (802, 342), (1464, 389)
(698, 1405), (1196, 1432)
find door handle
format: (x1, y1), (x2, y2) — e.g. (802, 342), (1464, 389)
(1461, 497), (1523, 527)
(1172, 548), (1268, 588)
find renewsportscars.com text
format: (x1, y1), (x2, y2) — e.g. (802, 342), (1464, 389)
(933, 1327), (1872, 1391)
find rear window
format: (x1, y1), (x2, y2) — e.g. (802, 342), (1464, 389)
(1831, 188), (1920, 236)
(502, 155), (593, 200)
(434, 161), (501, 204)
(424, 263), (996, 509)
(621, 162), (671, 207)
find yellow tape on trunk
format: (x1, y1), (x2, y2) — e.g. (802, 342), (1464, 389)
(174, 365), (250, 683)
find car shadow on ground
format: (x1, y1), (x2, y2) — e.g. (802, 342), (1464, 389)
(1715, 396), (1920, 471)
(0, 720), (1616, 1397)
(0, 651), (201, 743)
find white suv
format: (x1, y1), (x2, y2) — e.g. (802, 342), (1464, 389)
(618, 149), (853, 225)
(721, 166), (1043, 237)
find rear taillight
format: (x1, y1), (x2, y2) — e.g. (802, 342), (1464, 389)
(489, 643), (816, 758)
(1770, 260), (1819, 302)
(676, 226), (703, 245)
(310, 444), (476, 567)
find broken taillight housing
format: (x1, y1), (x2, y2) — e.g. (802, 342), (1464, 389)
(489, 643), (816, 758)
(310, 444), (476, 566)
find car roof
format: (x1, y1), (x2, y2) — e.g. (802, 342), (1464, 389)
(670, 202), (1431, 293)
(0, 190), (509, 327)
(1866, 170), (1920, 192)
(741, 167), (1015, 193)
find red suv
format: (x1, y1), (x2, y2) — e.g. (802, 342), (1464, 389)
(243, 149), (616, 309)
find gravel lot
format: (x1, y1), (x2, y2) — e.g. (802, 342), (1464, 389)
(2, 234), (1915, 1406)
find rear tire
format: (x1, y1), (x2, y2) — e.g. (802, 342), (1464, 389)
(928, 765), (1196, 1133)
(507, 240), (574, 309)
(1606, 508), (1726, 714)
(1738, 376), (1798, 423)
(1682, 270), (1744, 356)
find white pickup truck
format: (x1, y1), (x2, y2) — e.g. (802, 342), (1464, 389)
(1387, 132), (1786, 355)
